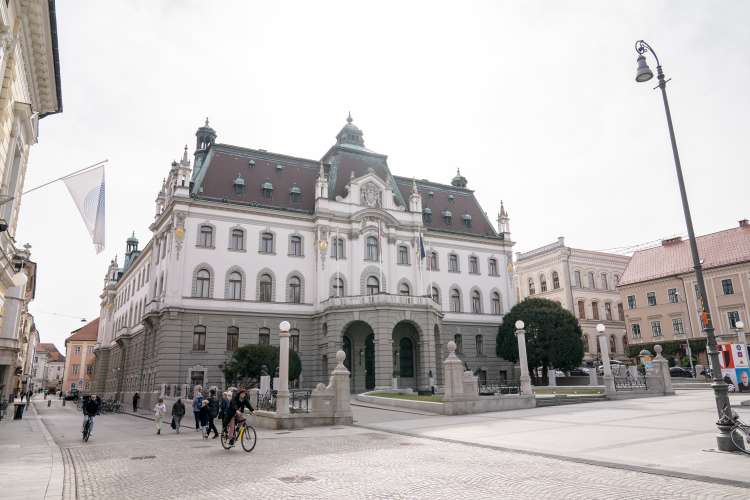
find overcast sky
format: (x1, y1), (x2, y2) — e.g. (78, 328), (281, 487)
(18, 1), (750, 351)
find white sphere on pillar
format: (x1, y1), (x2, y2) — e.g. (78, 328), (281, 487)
(515, 320), (524, 330)
(279, 320), (291, 333)
(596, 323), (606, 334)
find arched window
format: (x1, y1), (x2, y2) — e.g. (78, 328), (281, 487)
(397, 245), (409, 265)
(528, 278), (535, 295)
(288, 276), (301, 303)
(193, 325), (206, 351)
(261, 180), (273, 199)
(260, 232), (274, 254)
(540, 274), (547, 293)
(431, 286), (440, 304)
(366, 276), (380, 295)
(491, 292), (502, 315)
(230, 229), (244, 250)
(366, 236), (379, 261)
(196, 269), (211, 298)
(552, 271), (560, 289)
(450, 288), (461, 312)
(226, 326), (239, 352)
(259, 274), (273, 302)
(197, 225), (213, 248)
(429, 251), (439, 271)
(422, 208), (432, 224)
(227, 271), (242, 300)
(332, 277), (345, 297)
(471, 290), (481, 313)
(289, 235), (302, 257)
(399, 282), (410, 296)
(258, 327), (270, 345)
(399, 337), (414, 377)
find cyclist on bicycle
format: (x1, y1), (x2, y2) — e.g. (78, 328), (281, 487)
(82, 395), (99, 437)
(223, 388), (254, 445)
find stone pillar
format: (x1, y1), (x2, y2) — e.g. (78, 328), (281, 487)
(548, 368), (557, 387)
(442, 341), (464, 401)
(332, 350), (352, 418)
(597, 331), (616, 395)
(277, 321), (290, 415)
(652, 345), (674, 395)
(515, 325), (533, 395)
(374, 331), (393, 390)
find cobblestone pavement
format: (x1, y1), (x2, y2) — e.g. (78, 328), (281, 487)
(33, 403), (749, 499)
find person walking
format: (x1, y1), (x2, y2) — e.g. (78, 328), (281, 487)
(218, 390), (232, 434)
(206, 389), (220, 439)
(198, 400), (210, 438)
(192, 386), (204, 431)
(154, 398), (167, 435)
(132, 392), (140, 413)
(171, 398), (186, 433)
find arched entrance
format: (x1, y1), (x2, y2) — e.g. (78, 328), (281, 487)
(393, 321), (420, 390)
(342, 321), (375, 393)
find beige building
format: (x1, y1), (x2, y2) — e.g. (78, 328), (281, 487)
(63, 319), (98, 394)
(0, 0), (62, 402)
(515, 237), (630, 363)
(618, 220), (750, 355)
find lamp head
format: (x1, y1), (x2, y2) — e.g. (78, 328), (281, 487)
(737, 320), (745, 330)
(515, 320), (524, 330)
(635, 54), (654, 82)
(279, 320), (291, 332)
(596, 323), (606, 333)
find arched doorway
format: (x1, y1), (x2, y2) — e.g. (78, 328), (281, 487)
(342, 321), (375, 393)
(393, 321), (420, 390)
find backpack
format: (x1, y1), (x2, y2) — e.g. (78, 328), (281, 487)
(208, 398), (220, 418)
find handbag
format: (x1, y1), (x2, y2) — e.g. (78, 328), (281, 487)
(170, 417), (176, 429)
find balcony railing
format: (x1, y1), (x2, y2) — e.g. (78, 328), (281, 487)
(322, 293), (440, 310)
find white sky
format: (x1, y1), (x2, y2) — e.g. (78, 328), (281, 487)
(18, 1), (750, 352)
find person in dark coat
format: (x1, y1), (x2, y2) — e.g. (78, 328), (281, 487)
(132, 392), (140, 412)
(198, 400), (210, 438)
(192, 386), (204, 431)
(171, 398), (186, 433)
(205, 389), (220, 439)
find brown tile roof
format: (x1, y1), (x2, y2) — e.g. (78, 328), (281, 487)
(37, 343), (65, 362)
(619, 224), (750, 286)
(66, 318), (99, 343)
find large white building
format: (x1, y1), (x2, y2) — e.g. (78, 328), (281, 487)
(93, 117), (517, 403)
(515, 237), (630, 363)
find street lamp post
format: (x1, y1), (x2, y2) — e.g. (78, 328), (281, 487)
(735, 320), (746, 347)
(634, 40), (734, 450)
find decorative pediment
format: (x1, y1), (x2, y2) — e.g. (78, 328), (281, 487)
(339, 171), (399, 210)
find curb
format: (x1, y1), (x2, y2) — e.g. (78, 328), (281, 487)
(29, 402), (65, 500)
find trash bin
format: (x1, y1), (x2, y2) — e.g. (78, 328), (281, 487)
(13, 403), (25, 420)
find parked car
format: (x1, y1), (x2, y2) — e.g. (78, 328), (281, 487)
(670, 366), (694, 378)
(596, 360), (626, 375)
(567, 368), (590, 377)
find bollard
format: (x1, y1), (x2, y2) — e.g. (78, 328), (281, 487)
(47, 399), (51, 408)
(62, 399), (66, 407)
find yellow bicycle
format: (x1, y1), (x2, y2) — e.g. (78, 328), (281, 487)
(220, 414), (257, 452)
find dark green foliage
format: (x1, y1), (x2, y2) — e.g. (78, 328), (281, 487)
(496, 298), (584, 378)
(625, 338), (706, 359)
(223, 344), (301, 385)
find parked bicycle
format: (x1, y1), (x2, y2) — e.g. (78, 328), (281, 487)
(220, 414), (257, 452)
(729, 410), (750, 454)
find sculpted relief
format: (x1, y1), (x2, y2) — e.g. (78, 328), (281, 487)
(360, 182), (382, 208)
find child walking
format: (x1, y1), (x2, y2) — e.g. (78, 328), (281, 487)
(154, 398), (167, 435)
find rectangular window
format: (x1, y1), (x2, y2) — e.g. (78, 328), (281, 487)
(398, 246), (409, 265)
(575, 271), (582, 287)
(668, 288), (678, 304)
(651, 320), (662, 337)
(632, 323), (641, 338)
(627, 295), (636, 309)
(647, 292), (656, 306)
(617, 303), (624, 321)
(449, 255), (459, 273)
(86, 365), (93, 375)
(75, 346), (81, 355)
(728, 311), (741, 329)
(290, 331), (300, 352)
(192, 327), (206, 351)
(672, 318), (685, 335)
(591, 301), (599, 320)
(476, 335), (484, 356)
(260, 233), (274, 254)
(605, 302), (612, 321)
(226, 327), (239, 352)
(489, 259), (498, 276)
(230, 230), (244, 250)
(259, 329), (270, 346)
(469, 257), (479, 274)
(87, 346), (94, 354)
(331, 238), (345, 259)
(289, 236), (302, 257)
(578, 300), (586, 319)
(722, 279), (734, 295)
(454, 334), (463, 354)
(601, 273), (608, 290)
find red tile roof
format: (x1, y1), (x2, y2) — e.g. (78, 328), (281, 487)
(66, 318), (99, 343)
(37, 343), (65, 362)
(619, 224), (750, 286)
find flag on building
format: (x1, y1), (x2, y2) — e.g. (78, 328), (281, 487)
(418, 233), (426, 260)
(63, 165), (106, 253)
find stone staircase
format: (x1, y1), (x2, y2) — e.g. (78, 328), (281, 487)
(535, 394), (608, 407)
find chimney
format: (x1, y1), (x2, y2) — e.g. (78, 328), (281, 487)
(740, 219), (749, 228)
(661, 236), (682, 246)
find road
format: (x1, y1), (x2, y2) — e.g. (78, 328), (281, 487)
(27, 395), (750, 499)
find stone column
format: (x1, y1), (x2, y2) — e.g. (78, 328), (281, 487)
(332, 350), (352, 418)
(548, 368), (556, 387)
(277, 321), (290, 415)
(652, 345), (674, 395)
(374, 330), (393, 390)
(597, 331), (616, 394)
(515, 323), (533, 395)
(442, 341), (465, 401)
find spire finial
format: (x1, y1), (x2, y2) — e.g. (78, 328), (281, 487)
(205, 117), (209, 127)
(347, 111), (353, 124)
(412, 177), (418, 194)
(181, 144), (189, 164)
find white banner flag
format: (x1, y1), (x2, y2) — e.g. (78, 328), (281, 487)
(63, 165), (105, 253)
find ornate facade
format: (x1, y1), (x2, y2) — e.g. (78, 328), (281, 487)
(93, 116), (516, 401)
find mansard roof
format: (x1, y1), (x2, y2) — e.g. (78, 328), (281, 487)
(394, 177), (499, 238)
(66, 318), (99, 343)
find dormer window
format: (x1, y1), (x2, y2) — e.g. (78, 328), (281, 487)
(442, 210), (452, 225)
(428, 191), (434, 198)
(290, 185), (302, 203)
(276, 164), (284, 171)
(261, 180), (273, 199)
(233, 174), (245, 194)
(448, 194), (455, 203)
(422, 207), (432, 224)
(462, 214), (472, 228)
(248, 159), (256, 167)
